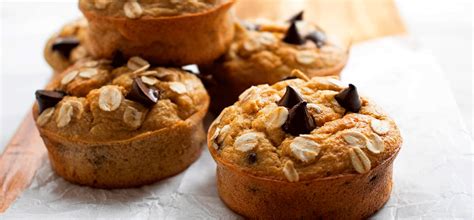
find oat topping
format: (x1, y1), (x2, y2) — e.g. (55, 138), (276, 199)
(123, 106), (143, 129)
(367, 133), (385, 154)
(169, 82), (187, 94)
(82, 0), (220, 17)
(283, 160), (299, 182)
(234, 132), (261, 152)
(123, 1), (143, 19)
(243, 38), (261, 52)
(37, 107), (55, 127)
(210, 127), (221, 150)
(141, 76), (158, 86)
(83, 60), (99, 68)
(342, 131), (370, 149)
(306, 103), (322, 114)
(258, 32), (277, 46)
(290, 136), (320, 163)
(327, 78), (347, 88)
(296, 51), (317, 65)
(217, 125), (231, 144)
(36, 58), (208, 142)
(94, 0), (112, 9)
(265, 107), (289, 130)
(290, 69), (310, 81)
(210, 77), (401, 180)
(79, 68), (98, 78)
(98, 86), (122, 111)
(370, 119), (390, 135)
(61, 70), (79, 85)
(127, 56), (150, 72)
(56, 102), (74, 128)
(349, 147), (371, 174)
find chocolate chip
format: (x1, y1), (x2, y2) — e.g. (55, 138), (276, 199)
(282, 21), (305, 45)
(282, 101), (316, 136)
(111, 51), (127, 68)
(277, 86), (304, 108)
(35, 90), (66, 113)
(288, 11), (304, 22)
(306, 31), (327, 48)
(52, 37), (80, 58)
(247, 152), (257, 164)
(126, 78), (159, 107)
(335, 84), (361, 113)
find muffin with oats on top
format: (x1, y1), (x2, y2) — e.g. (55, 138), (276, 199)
(207, 73), (402, 219)
(200, 11), (350, 112)
(33, 55), (209, 188)
(79, 0), (236, 66)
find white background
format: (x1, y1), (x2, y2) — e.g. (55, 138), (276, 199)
(0, 1), (472, 218)
(0, 0), (472, 148)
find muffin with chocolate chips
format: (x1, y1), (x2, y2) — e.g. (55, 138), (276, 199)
(200, 11), (350, 112)
(79, 0), (235, 66)
(33, 56), (209, 188)
(44, 18), (90, 73)
(207, 74), (402, 219)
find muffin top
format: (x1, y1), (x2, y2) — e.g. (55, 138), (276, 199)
(208, 74), (402, 182)
(35, 56), (209, 142)
(202, 14), (349, 92)
(45, 18), (90, 71)
(79, 0), (225, 19)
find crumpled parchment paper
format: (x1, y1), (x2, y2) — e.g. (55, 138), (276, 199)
(3, 37), (473, 219)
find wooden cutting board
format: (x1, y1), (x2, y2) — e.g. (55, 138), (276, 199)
(0, 0), (406, 213)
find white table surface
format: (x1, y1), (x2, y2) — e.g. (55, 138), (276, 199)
(0, 1), (472, 150)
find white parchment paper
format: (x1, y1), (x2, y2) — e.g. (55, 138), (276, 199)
(4, 37), (473, 219)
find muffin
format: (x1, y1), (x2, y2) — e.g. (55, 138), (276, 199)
(207, 74), (402, 219)
(44, 18), (90, 73)
(33, 55), (209, 188)
(79, 0), (236, 66)
(200, 12), (350, 112)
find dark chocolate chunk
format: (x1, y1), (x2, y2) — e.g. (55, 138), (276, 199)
(52, 37), (80, 58)
(111, 51), (127, 68)
(288, 11), (304, 22)
(282, 21), (305, 45)
(126, 78), (159, 107)
(35, 90), (66, 113)
(305, 31), (327, 48)
(277, 86), (304, 108)
(247, 152), (257, 164)
(282, 101), (316, 136)
(335, 84), (361, 113)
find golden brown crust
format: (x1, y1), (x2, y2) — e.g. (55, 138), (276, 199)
(200, 22), (349, 112)
(208, 77), (401, 180)
(34, 102), (207, 188)
(34, 57), (210, 188)
(80, 0), (235, 66)
(213, 148), (398, 219)
(206, 76), (402, 218)
(79, 0), (222, 17)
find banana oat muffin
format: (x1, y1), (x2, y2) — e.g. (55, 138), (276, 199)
(33, 56), (209, 188)
(207, 74), (402, 219)
(79, 0), (235, 66)
(44, 18), (90, 73)
(200, 12), (349, 112)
